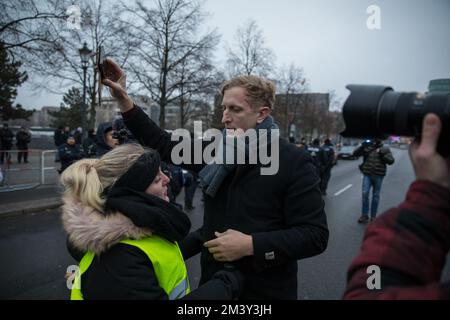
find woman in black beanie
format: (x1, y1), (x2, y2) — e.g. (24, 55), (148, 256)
(61, 143), (242, 300)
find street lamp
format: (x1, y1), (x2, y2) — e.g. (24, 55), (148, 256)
(78, 42), (92, 141)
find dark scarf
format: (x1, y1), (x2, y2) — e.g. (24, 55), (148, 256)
(104, 151), (191, 242)
(199, 115), (279, 197)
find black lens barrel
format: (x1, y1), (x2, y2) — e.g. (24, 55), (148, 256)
(341, 85), (392, 138)
(341, 84), (450, 156)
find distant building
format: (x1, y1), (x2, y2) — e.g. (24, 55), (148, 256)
(164, 104), (181, 130)
(95, 95), (213, 131)
(164, 99), (214, 131)
(95, 95), (158, 128)
(7, 106), (58, 128)
(428, 79), (450, 93)
(272, 93), (330, 139)
(33, 106), (59, 127)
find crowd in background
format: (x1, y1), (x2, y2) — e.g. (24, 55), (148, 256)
(54, 120), (199, 212)
(0, 123), (32, 165)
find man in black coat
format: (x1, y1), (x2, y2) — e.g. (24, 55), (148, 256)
(101, 59), (329, 299)
(57, 135), (84, 173)
(54, 126), (70, 148)
(306, 138), (322, 178)
(82, 128), (97, 158)
(318, 138), (336, 195)
(0, 123), (14, 164)
(16, 126), (31, 163)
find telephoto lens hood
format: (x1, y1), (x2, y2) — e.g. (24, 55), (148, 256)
(341, 84), (450, 156)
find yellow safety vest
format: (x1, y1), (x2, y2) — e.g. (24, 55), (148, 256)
(71, 235), (190, 300)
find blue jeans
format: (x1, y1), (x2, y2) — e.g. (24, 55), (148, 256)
(362, 174), (384, 218)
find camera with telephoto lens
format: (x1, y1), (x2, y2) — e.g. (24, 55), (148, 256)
(112, 116), (135, 144)
(361, 139), (382, 149)
(341, 84), (450, 156)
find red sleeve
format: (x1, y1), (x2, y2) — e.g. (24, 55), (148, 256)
(344, 180), (450, 299)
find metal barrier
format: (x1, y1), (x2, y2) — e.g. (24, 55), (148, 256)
(0, 149), (59, 192)
(41, 150), (59, 185)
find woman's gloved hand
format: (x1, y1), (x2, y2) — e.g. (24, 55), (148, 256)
(182, 264), (244, 300)
(210, 264), (244, 299)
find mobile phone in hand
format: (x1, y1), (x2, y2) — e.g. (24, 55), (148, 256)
(97, 45), (106, 80)
(97, 45), (105, 107)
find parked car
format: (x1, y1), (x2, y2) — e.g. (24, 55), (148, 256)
(337, 146), (359, 160)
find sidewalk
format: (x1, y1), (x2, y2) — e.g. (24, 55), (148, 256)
(0, 185), (63, 218)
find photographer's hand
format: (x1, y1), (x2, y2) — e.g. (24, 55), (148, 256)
(101, 58), (134, 112)
(410, 113), (450, 189)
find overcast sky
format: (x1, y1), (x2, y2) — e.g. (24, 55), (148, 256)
(16, 0), (450, 110)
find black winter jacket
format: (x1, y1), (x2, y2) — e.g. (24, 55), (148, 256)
(123, 106), (329, 299)
(95, 122), (114, 156)
(0, 128), (14, 148)
(16, 130), (31, 149)
(63, 197), (242, 300)
(54, 129), (68, 147)
(58, 143), (84, 172)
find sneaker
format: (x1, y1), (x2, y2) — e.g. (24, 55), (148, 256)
(358, 215), (369, 223)
(370, 216), (376, 222)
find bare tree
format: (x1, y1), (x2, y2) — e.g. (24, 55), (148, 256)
(273, 63), (308, 138)
(174, 46), (221, 128)
(0, 0), (67, 116)
(0, 0), (67, 59)
(327, 89), (343, 111)
(301, 94), (327, 138)
(122, 0), (220, 129)
(82, 1), (137, 128)
(319, 111), (345, 138)
(316, 91), (344, 138)
(226, 20), (275, 78)
(273, 69), (344, 139)
(8, 0), (136, 129)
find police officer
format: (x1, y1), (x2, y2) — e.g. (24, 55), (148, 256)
(319, 138), (336, 195)
(307, 138), (322, 178)
(58, 135), (84, 173)
(16, 126), (31, 164)
(82, 129), (97, 158)
(0, 123), (14, 164)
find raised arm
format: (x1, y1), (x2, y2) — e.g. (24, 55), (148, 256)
(100, 58), (207, 172)
(100, 58), (134, 113)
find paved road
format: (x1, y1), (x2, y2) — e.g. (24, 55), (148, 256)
(299, 148), (410, 299)
(0, 185), (63, 206)
(0, 150), (59, 191)
(1, 148), (449, 299)
(298, 148), (450, 299)
(0, 210), (74, 299)
(0, 189), (204, 300)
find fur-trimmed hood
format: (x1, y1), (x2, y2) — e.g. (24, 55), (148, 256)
(61, 196), (151, 255)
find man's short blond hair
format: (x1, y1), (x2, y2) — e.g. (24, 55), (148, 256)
(220, 75), (276, 110)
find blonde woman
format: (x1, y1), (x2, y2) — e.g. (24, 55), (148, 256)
(61, 143), (242, 300)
